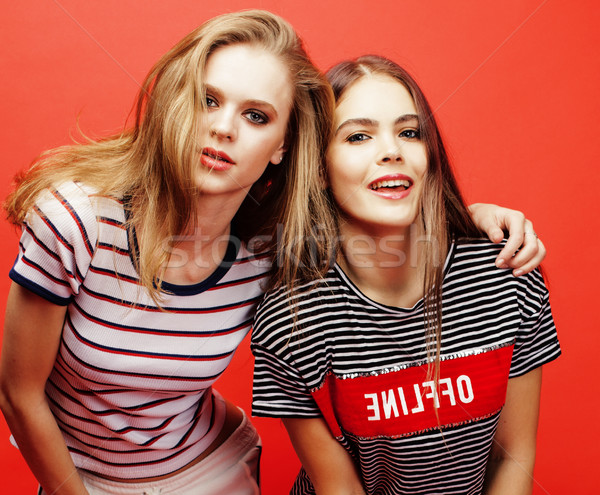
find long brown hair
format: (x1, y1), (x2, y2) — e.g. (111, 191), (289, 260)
(4, 10), (336, 301)
(326, 55), (481, 369)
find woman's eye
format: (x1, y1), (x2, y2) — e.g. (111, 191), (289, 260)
(206, 96), (218, 108)
(347, 133), (370, 143)
(400, 129), (420, 139)
(245, 111), (268, 125)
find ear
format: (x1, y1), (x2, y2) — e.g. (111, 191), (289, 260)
(269, 141), (287, 165)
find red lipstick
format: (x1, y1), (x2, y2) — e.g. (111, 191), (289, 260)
(200, 147), (235, 171)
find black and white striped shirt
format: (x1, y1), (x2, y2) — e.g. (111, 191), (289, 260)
(252, 239), (560, 494)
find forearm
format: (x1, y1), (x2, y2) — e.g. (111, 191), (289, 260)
(483, 369), (542, 495)
(483, 454), (535, 495)
(311, 473), (366, 495)
(1, 392), (88, 495)
(283, 417), (366, 495)
(0, 283), (86, 493)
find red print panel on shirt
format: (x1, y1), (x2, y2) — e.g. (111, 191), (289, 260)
(311, 344), (514, 438)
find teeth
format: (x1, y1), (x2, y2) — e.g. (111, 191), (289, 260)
(204, 151), (228, 162)
(370, 179), (410, 190)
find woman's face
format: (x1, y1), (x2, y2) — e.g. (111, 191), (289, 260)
(326, 74), (428, 235)
(196, 43), (293, 199)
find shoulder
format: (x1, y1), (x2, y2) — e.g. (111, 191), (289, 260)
(256, 267), (347, 316)
(450, 237), (503, 265)
(252, 268), (344, 352)
(443, 238), (506, 290)
(451, 237), (546, 283)
(26, 182), (94, 242)
(30, 181), (123, 225)
(447, 237), (549, 310)
(31, 181), (127, 247)
(251, 281), (313, 347)
(234, 243), (273, 272)
(447, 237), (523, 282)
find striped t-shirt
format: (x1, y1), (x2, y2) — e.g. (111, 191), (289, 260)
(252, 239), (560, 494)
(9, 181), (271, 479)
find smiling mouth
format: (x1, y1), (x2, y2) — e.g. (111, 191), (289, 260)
(369, 179), (411, 191)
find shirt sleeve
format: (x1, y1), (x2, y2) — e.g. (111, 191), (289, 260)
(251, 289), (322, 418)
(509, 268), (561, 378)
(9, 182), (98, 305)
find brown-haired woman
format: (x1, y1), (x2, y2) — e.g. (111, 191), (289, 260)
(251, 55), (560, 494)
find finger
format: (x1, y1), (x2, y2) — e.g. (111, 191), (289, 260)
(506, 236), (539, 267)
(512, 239), (546, 276)
(484, 225), (505, 244)
(505, 220), (537, 260)
(495, 222), (526, 267)
(504, 220), (540, 266)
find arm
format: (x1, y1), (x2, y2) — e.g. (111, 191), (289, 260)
(468, 203), (546, 276)
(0, 283), (89, 495)
(283, 417), (366, 495)
(483, 367), (542, 495)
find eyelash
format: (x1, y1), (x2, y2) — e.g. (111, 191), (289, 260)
(205, 96), (269, 125)
(347, 133), (370, 143)
(400, 129), (420, 139)
(245, 111), (268, 125)
(346, 128), (420, 143)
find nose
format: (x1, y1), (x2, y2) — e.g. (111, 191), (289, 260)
(209, 110), (236, 141)
(378, 145), (403, 165)
(377, 132), (403, 164)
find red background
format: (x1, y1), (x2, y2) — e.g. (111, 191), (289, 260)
(1, 1), (597, 493)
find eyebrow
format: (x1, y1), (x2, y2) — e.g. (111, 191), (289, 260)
(204, 84), (279, 118)
(334, 114), (419, 136)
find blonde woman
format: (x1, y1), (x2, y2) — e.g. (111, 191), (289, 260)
(1, 10), (543, 495)
(251, 56), (559, 494)
(0, 10), (336, 495)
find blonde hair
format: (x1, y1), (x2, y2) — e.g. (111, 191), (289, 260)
(5, 10), (336, 301)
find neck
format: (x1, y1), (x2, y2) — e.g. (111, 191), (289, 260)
(337, 221), (426, 308)
(160, 191), (247, 285)
(190, 192), (245, 239)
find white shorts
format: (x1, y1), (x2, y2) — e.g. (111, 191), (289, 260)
(39, 411), (261, 495)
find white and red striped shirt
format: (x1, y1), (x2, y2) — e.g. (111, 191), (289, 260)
(10, 181), (271, 479)
(252, 239), (560, 494)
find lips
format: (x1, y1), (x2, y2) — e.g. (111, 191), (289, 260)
(369, 178), (411, 191)
(368, 174), (413, 199)
(200, 147), (235, 171)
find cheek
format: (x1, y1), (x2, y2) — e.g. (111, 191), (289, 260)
(325, 165), (346, 201)
(416, 148), (429, 176)
(329, 175), (360, 208)
(243, 136), (277, 168)
(326, 165), (351, 200)
(247, 157), (272, 180)
(328, 149), (362, 181)
(258, 127), (286, 156)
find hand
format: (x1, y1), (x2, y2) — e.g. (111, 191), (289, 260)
(468, 203), (546, 276)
